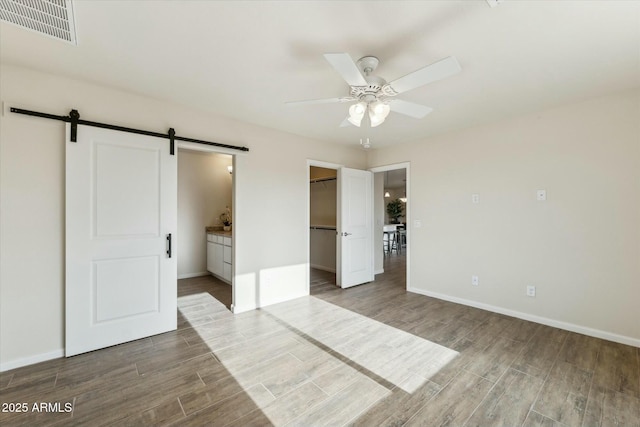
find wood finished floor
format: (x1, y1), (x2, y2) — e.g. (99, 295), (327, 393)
(1, 253), (639, 426)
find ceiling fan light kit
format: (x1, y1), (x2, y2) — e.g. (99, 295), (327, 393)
(369, 100), (390, 127)
(348, 102), (366, 126)
(286, 52), (462, 137)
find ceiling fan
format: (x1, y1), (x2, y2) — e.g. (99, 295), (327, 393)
(286, 53), (462, 128)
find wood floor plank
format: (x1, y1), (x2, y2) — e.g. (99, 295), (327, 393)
(404, 370), (494, 427)
(173, 384), (275, 427)
(226, 381), (329, 427)
(0, 372), (13, 389)
(211, 330), (300, 373)
(465, 368), (544, 427)
(287, 375), (390, 427)
(511, 328), (566, 379)
(312, 363), (364, 396)
(69, 353), (215, 426)
(524, 410), (567, 427)
(232, 352), (311, 398)
(180, 321), (246, 347)
(558, 333), (602, 372)
(71, 372), (203, 426)
(54, 362), (139, 390)
(464, 314), (515, 345)
(592, 340), (640, 398)
(582, 384), (640, 427)
(500, 317), (542, 343)
(0, 361), (61, 391)
(0, 373), (57, 404)
(350, 374), (441, 427)
(134, 342), (214, 376)
(410, 318), (478, 347)
(179, 374), (246, 416)
(463, 336), (524, 382)
(119, 398), (186, 427)
(533, 361), (593, 427)
(426, 337), (485, 387)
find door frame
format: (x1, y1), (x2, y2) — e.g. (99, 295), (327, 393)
(306, 159), (343, 293)
(369, 162), (411, 291)
(176, 141), (244, 312)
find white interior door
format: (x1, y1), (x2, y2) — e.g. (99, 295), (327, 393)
(65, 124), (177, 356)
(337, 167), (374, 288)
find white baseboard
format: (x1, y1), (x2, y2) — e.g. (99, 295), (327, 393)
(0, 349), (64, 373)
(231, 303), (256, 314)
(310, 264), (336, 273)
(233, 292), (309, 314)
(178, 271), (209, 279)
(375, 268), (384, 275)
(259, 292), (308, 310)
(408, 287), (640, 348)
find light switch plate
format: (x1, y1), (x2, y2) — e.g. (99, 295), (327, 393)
(472, 194), (480, 204)
(537, 190), (546, 201)
(413, 220), (421, 228)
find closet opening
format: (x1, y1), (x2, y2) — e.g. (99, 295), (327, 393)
(309, 165), (338, 291)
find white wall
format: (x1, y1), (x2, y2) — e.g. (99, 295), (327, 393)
(0, 64), (365, 370)
(309, 179), (336, 227)
(368, 90), (640, 345)
(309, 174), (337, 273)
(177, 150), (231, 278)
(374, 172), (385, 273)
(309, 228), (336, 273)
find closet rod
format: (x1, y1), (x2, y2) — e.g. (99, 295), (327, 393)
(310, 226), (337, 231)
(310, 177), (337, 183)
(10, 107), (250, 154)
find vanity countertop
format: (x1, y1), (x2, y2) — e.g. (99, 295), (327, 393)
(205, 227), (232, 237)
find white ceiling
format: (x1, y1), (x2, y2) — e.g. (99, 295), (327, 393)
(1, 1), (639, 149)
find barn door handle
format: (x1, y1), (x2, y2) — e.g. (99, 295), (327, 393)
(166, 234), (172, 258)
(342, 232), (352, 236)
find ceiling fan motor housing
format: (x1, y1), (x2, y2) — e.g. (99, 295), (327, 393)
(350, 75), (387, 103)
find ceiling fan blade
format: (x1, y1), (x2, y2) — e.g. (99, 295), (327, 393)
(388, 99), (433, 118)
(285, 97), (356, 106)
(386, 56), (461, 95)
(323, 53), (368, 87)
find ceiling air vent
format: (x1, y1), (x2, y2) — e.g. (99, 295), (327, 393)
(0, 0), (77, 45)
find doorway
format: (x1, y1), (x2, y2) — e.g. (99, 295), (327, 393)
(308, 161), (410, 293)
(309, 164), (339, 290)
(371, 162), (410, 291)
(177, 148), (234, 311)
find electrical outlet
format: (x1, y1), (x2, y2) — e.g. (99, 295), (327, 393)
(527, 285), (536, 297)
(414, 220), (422, 228)
(472, 275), (479, 286)
(472, 194), (480, 204)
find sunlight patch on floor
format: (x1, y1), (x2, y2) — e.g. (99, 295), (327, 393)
(177, 291), (459, 425)
(262, 296), (459, 393)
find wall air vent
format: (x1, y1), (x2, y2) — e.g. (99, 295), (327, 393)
(0, 0), (77, 45)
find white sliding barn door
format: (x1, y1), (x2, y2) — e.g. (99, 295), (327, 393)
(65, 124), (177, 356)
(337, 167), (374, 288)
